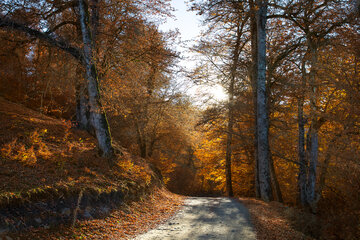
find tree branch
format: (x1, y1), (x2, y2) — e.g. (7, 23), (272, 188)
(0, 15), (82, 61)
(46, 20), (78, 34)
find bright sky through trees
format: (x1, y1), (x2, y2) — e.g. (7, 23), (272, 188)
(159, 0), (228, 103)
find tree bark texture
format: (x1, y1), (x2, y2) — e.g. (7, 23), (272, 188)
(305, 42), (319, 212)
(256, 0), (272, 202)
(269, 150), (283, 202)
(298, 59), (307, 205)
(78, 0), (114, 158)
(250, 0), (260, 199)
(75, 65), (91, 131)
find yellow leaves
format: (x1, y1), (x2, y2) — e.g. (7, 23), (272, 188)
(1, 139), (37, 165)
(15, 145), (37, 166)
(116, 159), (152, 186)
(117, 158), (135, 171)
(0, 141), (13, 159)
(0, 128), (53, 166)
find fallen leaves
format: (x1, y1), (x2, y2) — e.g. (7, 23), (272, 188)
(14, 188), (184, 239)
(239, 198), (316, 240)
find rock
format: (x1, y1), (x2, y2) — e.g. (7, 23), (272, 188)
(34, 218), (42, 224)
(34, 202), (47, 208)
(83, 210), (92, 219)
(100, 206), (110, 215)
(61, 208), (71, 217)
(83, 207), (92, 219)
(0, 227), (9, 235)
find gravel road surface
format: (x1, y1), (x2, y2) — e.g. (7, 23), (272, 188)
(135, 197), (256, 240)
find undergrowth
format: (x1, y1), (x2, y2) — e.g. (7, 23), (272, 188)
(0, 97), (157, 208)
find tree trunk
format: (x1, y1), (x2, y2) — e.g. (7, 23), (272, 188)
(225, 106), (234, 197)
(298, 59), (307, 206)
(316, 145), (332, 202)
(306, 42), (319, 212)
(269, 148), (283, 202)
(136, 66), (156, 159)
(224, 19), (242, 198)
(306, 127), (318, 211)
(135, 120), (147, 158)
(90, 0), (99, 39)
(78, 0), (114, 158)
(352, 0), (360, 15)
(148, 137), (156, 158)
(140, 142), (147, 158)
(256, 0), (272, 202)
(75, 65), (91, 131)
(250, 0), (260, 199)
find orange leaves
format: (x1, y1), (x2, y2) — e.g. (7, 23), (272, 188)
(115, 158), (152, 186)
(241, 198), (315, 240)
(0, 128), (50, 166)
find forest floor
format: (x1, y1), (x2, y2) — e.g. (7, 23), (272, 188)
(240, 198), (317, 240)
(0, 96), (184, 239)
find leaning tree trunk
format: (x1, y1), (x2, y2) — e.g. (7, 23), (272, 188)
(269, 144), (283, 202)
(256, 0), (272, 202)
(78, 0), (114, 158)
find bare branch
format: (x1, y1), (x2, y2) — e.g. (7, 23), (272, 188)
(0, 15), (82, 61)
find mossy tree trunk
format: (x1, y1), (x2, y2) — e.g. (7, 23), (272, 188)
(78, 0), (114, 158)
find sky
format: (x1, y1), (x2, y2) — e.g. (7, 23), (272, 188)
(159, 0), (202, 42)
(158, 0), (228, 104)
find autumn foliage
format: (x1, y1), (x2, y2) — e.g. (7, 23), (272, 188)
(0, 0), (359, 239)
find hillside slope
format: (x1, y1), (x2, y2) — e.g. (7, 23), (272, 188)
(0, 97), (157, 203)
(0, 97), (184, 238)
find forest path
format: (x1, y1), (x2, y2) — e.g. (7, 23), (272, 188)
(135, 197), (256, 240)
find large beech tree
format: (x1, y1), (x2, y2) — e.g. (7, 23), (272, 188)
(0, 0), (173, 159)
(77, 0), (114, 157)
(255, 0), (272, 202)
(0, 1), (114, 157)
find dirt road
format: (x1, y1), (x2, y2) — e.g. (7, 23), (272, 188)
(135, 197), (256, 240)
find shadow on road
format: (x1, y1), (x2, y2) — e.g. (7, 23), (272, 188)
(135, 197), (256, 240)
